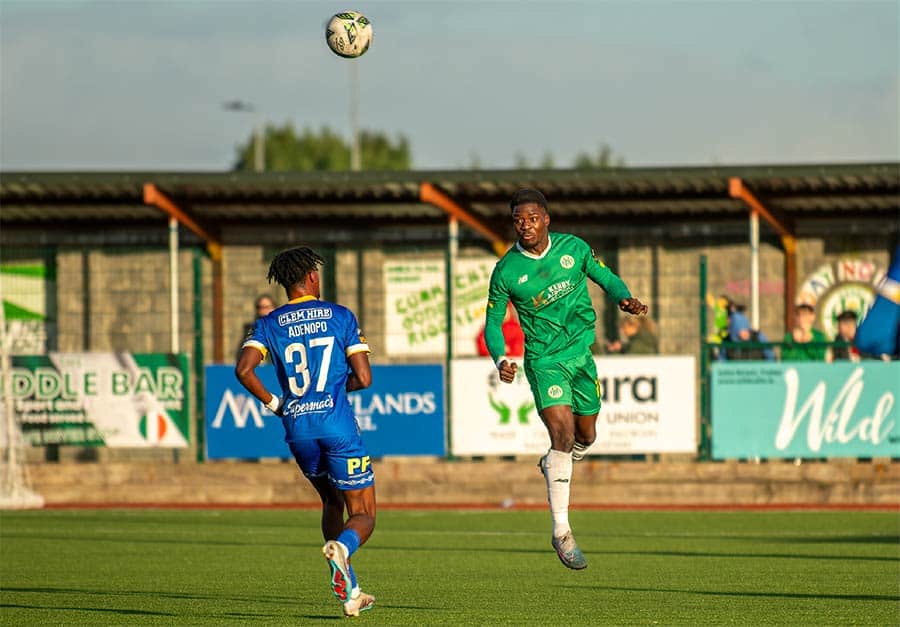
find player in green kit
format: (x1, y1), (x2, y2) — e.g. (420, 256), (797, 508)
(484, 189), (648, 570)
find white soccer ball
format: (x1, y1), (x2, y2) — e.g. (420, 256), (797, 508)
(325, 11), (373, 59)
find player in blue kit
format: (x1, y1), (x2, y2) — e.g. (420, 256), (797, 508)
(235, 246), (376, 618)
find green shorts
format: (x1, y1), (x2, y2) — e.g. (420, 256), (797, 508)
(523, 351), (601, 415)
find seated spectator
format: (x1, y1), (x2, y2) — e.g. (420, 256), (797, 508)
(781, 303), (831, 362)
(606, 316), (659, 355)
(477, 302), (524, 357)
(831, 310), (860, 362)
(721, 307), (775, 361)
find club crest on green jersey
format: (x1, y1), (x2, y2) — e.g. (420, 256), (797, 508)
(547, 385), (564, 399)
(560, 255), (575, 269)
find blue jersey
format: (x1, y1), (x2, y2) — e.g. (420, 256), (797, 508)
(242, 295), (369, 441)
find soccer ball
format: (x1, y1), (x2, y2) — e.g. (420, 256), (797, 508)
(325, 11), (373, 59)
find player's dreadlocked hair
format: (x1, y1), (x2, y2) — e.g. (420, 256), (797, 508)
(267, 247), (324, 290)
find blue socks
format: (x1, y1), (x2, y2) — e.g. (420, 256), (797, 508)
(337, 528), (361, 557)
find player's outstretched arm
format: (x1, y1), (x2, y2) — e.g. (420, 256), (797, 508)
(346, 351), (372, 392)
(619, 297), (649, 316)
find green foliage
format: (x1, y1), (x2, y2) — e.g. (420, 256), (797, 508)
(512, 150), (556, 169)
(573, 143), (626, 169)
(233, 123), (411, 172)
(2, 509), (897, 625)
(513, 146), (618, 170)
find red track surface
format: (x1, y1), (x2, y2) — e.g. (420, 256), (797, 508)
(44, 502), (900, 511)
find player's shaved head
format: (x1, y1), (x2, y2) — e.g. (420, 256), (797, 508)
(267, 246), (324, 292)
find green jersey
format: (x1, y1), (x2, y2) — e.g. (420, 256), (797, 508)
(485, 232), (631, 366)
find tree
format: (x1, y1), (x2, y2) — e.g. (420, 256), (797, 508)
(572, 143), (625, 169)
(513, 150), (555, 169)
(233, 123), (412, 172)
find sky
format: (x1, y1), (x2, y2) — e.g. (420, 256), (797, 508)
(1, 0), (898, 171)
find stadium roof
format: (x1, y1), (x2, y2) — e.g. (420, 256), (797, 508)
(4, 162), (895, 361)
(2, 162), (898, 227)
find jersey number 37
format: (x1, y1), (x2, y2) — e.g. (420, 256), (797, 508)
(284, 337), (335, 396)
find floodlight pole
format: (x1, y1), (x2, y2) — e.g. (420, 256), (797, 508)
(350, 62), (361, 171)
(224, 100), (265, 173)
(253, 123), (265, 173)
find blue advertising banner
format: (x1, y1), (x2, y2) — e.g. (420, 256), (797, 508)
(712, 361), (900, 459)
(205, 364), (445, 459)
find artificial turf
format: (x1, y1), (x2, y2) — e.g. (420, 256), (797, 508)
(1, 508), (897, 625)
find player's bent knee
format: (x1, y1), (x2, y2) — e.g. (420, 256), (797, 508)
(344, 486), (376, 517)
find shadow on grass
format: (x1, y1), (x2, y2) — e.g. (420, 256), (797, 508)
(559, 584), (899, 603)
(295, 602), (445, 621)
(1, 602), (176, 617)
(589, 548), (898, 563)
(0, 585), (314, 616)
(1, 531), (311, 549)
(364, 544), (898, 563)
(769, 534), (900, 545)
(5, 533), (895, 564)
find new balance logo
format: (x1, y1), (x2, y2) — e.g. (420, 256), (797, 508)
(553, 478), (569, 483)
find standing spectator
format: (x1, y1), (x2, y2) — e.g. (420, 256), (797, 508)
(476, 302), (525, 358)
(831, 310), (860, 361)
(781, 303), (830, 362)
(606, 316), (659, 354)
(252, 293), (276, 320)
(236, 294), (276, 362)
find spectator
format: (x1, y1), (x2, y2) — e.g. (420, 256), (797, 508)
(477, 302), (524, 357)
(721, 306), (775, 361)
(781, 303), (830, 362)
(831, 310), (860, 362)
(704, 295), (734, 360)
(237, 294), (276, 362)
(606, 316), (659, 354)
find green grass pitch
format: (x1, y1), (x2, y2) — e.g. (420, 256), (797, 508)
(1, 508), (897, 625)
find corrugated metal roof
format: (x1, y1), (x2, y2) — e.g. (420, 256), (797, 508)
(1, 163), (897, 225)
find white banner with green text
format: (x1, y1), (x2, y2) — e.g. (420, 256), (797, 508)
(383, 256), (495, 356)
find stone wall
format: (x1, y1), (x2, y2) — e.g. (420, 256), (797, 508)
(26, 459), (900, 506)
(56, 247), (199, 354)
(39, 229), (895, 364)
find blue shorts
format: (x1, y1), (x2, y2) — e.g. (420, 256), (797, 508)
(288, 431), (375, 491)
